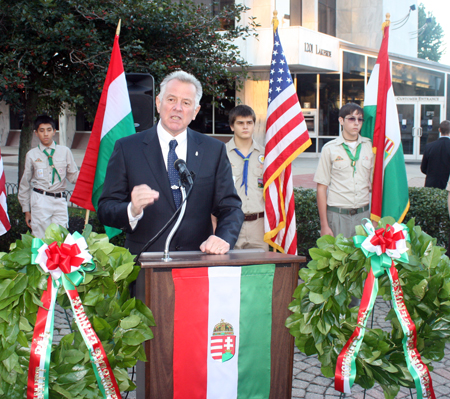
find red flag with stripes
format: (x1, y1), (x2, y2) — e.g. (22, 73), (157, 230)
(263, 26), (311, 254)
(0, 149), (11, 235)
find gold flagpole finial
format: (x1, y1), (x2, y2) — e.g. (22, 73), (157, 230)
(381, 13), (390, 32)
(272, 10), (279, 33)
(116, 19), (121, 36)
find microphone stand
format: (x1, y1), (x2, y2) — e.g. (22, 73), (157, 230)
(162, 185), (187, 262)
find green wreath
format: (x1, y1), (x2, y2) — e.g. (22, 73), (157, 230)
(0, 224), (155, 398)
(286, 217), (450, 399)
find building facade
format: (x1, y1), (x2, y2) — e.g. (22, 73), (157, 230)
(193, 0), (450, 161)
(2, 0), (449, 162)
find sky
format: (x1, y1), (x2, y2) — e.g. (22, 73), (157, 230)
(421, 0), (450, 65)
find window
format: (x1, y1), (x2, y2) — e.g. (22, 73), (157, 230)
(189, 87), (234, 135)
(392, 63), (445, 96)
(342, 52), (365, 106)
(76, 110), (93, 132)
(296, 74), (317, 109)
(290, 0), (302, 26)
(318, 0), (336, 36)
(9, 108), (24, 130)
(318, 74), (340, 140)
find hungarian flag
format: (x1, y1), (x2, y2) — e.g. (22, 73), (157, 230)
(263, 26), (311, 254)
(0, 150), (10, 235)
(172, 265), (275, 399)
(70, 29), (135, 238)
(360, 22), (409, 222)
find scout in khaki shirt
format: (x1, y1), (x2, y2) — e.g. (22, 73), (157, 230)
(314, 103), (373, 238)
(18, 115), (79, 238)
(225, 105), (268, 250)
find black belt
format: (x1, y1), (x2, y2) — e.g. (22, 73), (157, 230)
(33, 188), (66, 198)
(244, 212), (264, 221)
(327, 204), (369, 216)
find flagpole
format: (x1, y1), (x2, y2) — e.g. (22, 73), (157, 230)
(84, 209), (90, 226)
(272, 10), (279, 32)
(116, 19), (121, 36)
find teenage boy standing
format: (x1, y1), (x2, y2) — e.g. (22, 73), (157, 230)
(225, 105), (268, 250)
(18, 115), (79, 238)
(314, 103), (373, 237)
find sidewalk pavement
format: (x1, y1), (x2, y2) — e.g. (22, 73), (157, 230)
(4, 145), (439, 399)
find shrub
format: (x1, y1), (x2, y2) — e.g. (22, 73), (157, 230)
(293, 187), (450, 258)
(405, 187), (450, 247)
(3, 188), (449, 257)
(0, 195), (126, 252)
(294, 188), (320, 259)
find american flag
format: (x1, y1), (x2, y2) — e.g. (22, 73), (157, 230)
(0, 149), (10, 235)
(263, 27), (311, 254)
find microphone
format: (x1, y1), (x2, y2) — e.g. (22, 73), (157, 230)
(174, 159), (194, 187)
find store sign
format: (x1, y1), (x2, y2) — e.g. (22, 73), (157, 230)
(396, 97), (442, 102)
(304, 43), (332, 58)
(235, 27), (340, 72)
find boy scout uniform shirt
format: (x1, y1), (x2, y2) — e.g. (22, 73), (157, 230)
(18, 142), (79, 212)
(225, 138), (265, 215)
(313, 135), (373, 208)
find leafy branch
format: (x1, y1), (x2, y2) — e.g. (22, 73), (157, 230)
(0, 224), (155, 398)
(287, 217), (450, 399)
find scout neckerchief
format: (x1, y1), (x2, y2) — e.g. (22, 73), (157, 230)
(342, 141), (361, 176)
(234, 148), (252, 195)
(40, 143), (61, 184)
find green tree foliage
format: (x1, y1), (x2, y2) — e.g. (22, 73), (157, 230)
(0, 0), (258, 181)
(417, 3), (445, 62)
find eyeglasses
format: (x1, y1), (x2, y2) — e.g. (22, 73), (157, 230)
(345, 116), (365, 124)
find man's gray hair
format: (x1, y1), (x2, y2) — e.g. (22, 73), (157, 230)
(159, 70), (203, 108)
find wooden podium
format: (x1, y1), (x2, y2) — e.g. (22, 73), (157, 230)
(136, 250), (304, 399)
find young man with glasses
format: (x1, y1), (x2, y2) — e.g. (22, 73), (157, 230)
(314, 103), (374, 238)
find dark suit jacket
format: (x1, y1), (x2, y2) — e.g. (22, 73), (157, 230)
(97, 126), (244, 254)
(420, 137), (450, 189)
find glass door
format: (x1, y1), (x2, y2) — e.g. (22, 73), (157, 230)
(419, 104), (441, 155)
(396, 100), (443, 160)
(397, 104), (415, 158)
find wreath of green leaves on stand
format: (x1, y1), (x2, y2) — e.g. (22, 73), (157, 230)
(0, 224), (155, 398)
(286, 217), (450, 399)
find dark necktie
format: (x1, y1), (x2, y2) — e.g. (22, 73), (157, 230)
(168, 140), (181, 208)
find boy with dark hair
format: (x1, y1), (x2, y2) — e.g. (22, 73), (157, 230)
(18, 115), (79, 238)
(225, 105), (268, 250)
(314, 102), (374, 237)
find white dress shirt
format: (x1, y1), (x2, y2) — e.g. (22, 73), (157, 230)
(127, 122), (188, 229)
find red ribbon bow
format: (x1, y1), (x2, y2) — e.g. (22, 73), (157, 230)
(45, 242), (84, 275)
(370, 225), (405, 254)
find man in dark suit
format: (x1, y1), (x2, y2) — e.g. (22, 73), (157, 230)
(421, 120), (450, 189)
(98, 70), (244, 255)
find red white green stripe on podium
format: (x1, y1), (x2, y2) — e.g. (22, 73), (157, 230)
(172, 264), (275, 399)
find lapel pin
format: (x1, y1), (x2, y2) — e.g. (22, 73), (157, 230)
(195, 151), (198, 156)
